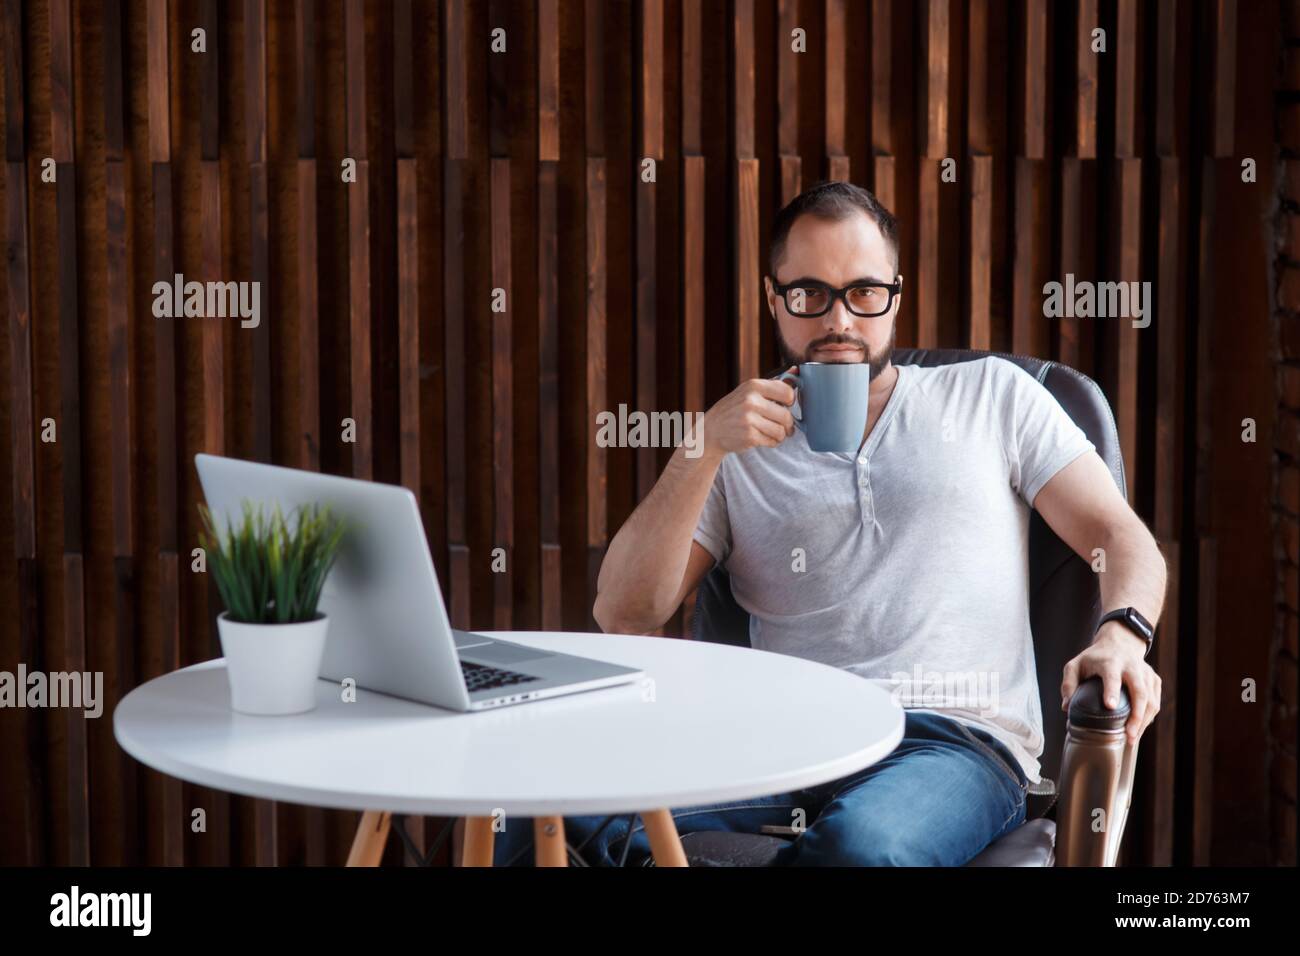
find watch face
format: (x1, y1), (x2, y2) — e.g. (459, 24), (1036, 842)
(1125, 608), (1153, 640)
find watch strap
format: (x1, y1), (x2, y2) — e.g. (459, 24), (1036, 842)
(1097, 607), (1155, 658)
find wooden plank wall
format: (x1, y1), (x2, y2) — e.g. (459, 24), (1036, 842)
(0, 0), (1248, 866)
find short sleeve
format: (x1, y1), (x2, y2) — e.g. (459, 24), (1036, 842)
(997, 359), (1097, 508)
(692, 464), (732, 566)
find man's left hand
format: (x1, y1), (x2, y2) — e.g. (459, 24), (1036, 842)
(1059, 622), (1162, 745)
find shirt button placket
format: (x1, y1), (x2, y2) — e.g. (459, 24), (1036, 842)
(857, 456), (871, 525)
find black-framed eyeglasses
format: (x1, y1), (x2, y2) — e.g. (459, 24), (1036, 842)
(770, 275), (904, 318)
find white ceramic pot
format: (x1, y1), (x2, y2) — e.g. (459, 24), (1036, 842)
(217, 612), (330, 715)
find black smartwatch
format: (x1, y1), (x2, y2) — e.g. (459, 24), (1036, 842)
(1096, 607), (1155, 658)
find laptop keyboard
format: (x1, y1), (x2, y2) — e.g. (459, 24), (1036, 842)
(460, 659), (542, 694)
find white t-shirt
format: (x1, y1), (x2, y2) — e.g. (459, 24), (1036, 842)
(692, 356), (1097, 784)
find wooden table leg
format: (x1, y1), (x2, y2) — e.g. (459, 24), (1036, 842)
(346, 810), (391, 867)
(533, 816), (568, 866)
(462, 815), (497, 866)
(641, 809), (688, 867)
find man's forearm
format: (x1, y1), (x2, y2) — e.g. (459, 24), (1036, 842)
(593, 445), (722, 631)
(1094, 519), (1168, 647)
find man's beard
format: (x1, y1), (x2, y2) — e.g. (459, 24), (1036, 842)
(774, 319), (896, 380)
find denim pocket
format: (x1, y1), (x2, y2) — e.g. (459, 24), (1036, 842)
(952, 721), (1028, 798)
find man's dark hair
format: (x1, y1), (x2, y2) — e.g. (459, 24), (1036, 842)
(768, 180), (899, 277)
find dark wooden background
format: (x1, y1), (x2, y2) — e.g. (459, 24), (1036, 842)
(0, 0), (1282, 866)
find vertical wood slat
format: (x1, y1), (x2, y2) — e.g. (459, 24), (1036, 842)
(297, 0), (319, 474)
(967, 156), (992, 349)
(1076, 0), (1098, 158)
(736, 159), (760, 382)
(539, 151), (561, 630)
(391, 0), (425, 866)
(443, 0), (470, 628)
(682, 0), (705, 425)
(147, 0), (170, 163)
(733, 0), (758, 382)
(1115, 158), (1142, 505)
(1147, 540), (1180, 866)
(871, 0), (896, 212)
(345, 0), (372, 481)
(200, 165), (224, 455)
(1115, 0), (1139, 158)
(825, 0), (846, 176)
(537, 0), (559, 162)
(733, 0), (755, 162)
(103, 0), (137, 867)
(585, 158), (607, 627)
(4, 165), (33, 554)
(2, 0), (38, 865)
(1011, 159), (1049, 357)
(1155, 0), (1180, 158)
(50, 3), (80, 550)
(922, 0), (950, 159)
(1022, 0), (1047, 159)
(196, 0), (230, 868)
(200, 0), (223, 455)
(443, 162), (469, 625)
(683, 157), (706, 415)
(50, 0), (90, 868)
(11, 558), (46, 864)
(394, 0), (418, 492)
(776, 0), (801, 203)
(1210, 0), (1237, 157)
(1191, 156), (1219, 865)
(775, 0), (797, 159)
(345, 158), (371, 486)
(244, 0), (271, 464)
(1193, 538), (1217, 864)
(967, 0), (989, 154)
(1056, 158), (1090, 370)
(146, 0), (184, 867)
(871, 0), (894, 156)
(490, 158), (513, 630)
(396, 176), (420, 494)
(4, 5), (32, 560)
(59, 555), (88, 865)
(583, 0), (607, 627)
(241, 0), (276, 866)
(2, 0), (25, 161)
(1147, 164), (1183, 865)
(635, 0), (662, 502)
(917, 162), (941, 348)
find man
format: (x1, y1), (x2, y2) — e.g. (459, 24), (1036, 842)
(493, 180), (1166, 866)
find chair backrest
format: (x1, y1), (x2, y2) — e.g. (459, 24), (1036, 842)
(690, 347), (1126, 783)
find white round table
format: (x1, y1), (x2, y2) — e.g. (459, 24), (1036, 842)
(114, 631), (904, 866)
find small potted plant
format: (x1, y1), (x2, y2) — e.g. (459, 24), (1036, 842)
(199, 499), (349, 716)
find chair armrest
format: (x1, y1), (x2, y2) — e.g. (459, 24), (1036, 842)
(1053, 676), (1140, 866)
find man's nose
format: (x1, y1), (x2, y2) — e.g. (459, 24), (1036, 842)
(822, 298), (855, 334)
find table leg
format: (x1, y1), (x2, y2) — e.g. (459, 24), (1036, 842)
(641, 809), (688, 867)
(462, 815), (497, 866)
(346, 810), (391, 867)
(533, 816), (568, 866)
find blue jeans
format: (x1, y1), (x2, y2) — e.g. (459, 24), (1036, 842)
(491, 711), (1029, 866)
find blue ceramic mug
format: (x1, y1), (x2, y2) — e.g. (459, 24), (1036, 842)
(776, 362), (871, 453)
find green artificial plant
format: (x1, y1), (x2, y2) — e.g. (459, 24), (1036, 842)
(198, 499), (349, 625)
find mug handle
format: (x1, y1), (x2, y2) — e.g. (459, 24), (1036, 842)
(775, 369), (805, 431)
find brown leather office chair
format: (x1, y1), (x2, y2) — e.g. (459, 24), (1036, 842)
(675, 347), (1142, 867)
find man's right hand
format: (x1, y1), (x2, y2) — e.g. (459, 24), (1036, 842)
(699, 366), (799, 459)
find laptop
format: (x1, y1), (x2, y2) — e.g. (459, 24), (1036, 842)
(195, 454), (645, 711)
